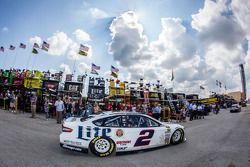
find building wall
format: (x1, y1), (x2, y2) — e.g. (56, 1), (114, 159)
(227, 91), (243, 102)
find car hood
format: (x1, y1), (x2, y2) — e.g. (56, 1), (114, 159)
(161, 122), (184, 130)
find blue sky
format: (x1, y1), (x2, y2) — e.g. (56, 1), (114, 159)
(0, 0), (249, 97)
(0, 0), (203, 72)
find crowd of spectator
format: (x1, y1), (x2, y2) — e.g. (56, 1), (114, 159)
(0, 89), (219, 124)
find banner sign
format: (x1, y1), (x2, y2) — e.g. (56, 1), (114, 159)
(88, 78), (105, 99)
(64, 82), (83, 92)
(149, 92), (159, 99)
(88, 85), (105, 99)
(43, 80), (59, 91)
(109, 80), (125, 97)
(200, 97), (218, 104)
(66, 74), (73, 81)
(13, 78), (23, 86)
(24, 78), (42, 89)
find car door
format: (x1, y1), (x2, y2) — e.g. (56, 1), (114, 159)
(115, 115), (166, 152)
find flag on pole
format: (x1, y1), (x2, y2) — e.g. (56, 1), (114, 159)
(41, 41), (49, 51)
(171, 69), (174, 81)
(32, 48), (38, 54)
(0, 46), (4, 52)
(78, 44), (89, 56)
(92, 63), (100, 70)
(111, 65), (119, 73)
(33, 43), (40, 48)
(200, 86), (205, 90)
(219, 82), (222, 88)
(19, 43), (26, 49)
(91, 63), (100, 75)
(111, 71), (118, 78)
(91, 69), (98, 75)
(9, 45), (15, 50)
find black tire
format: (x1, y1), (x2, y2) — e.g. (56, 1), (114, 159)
(89, 136), (115, 157)
(171, 129), (184, 145)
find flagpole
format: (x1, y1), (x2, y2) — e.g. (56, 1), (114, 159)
(26, 52), (32, 70)
(12, 49), (18, 68)
(72, 58), (76, 79)
(31, 53), (37, 71)
(3, 51), (8, 70)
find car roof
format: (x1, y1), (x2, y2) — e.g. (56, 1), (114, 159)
(90, 111), (146, 117)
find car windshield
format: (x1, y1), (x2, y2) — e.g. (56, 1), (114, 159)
(80, 115), (95, 122)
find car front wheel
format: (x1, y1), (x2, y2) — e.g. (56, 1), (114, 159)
(171, 129), (184, 144)
(89, 136), (115, 157)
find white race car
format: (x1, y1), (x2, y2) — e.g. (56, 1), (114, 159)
(60, 112), (185, 157)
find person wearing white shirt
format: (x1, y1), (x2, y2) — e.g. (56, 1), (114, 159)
(54, 96), (65, 124)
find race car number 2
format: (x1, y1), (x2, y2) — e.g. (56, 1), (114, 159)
(134, 129), (155, 147)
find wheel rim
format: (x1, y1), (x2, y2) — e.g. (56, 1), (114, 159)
(173, 130), (181, 142)
(94, 138), (110, 153)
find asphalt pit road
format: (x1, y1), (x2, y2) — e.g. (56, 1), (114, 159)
(116, 143), (185, 156)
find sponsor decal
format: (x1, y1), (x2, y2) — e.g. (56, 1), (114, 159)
(117, 147), (128, 151)
(165, 132), (171, 144)
(78, 126), (111, 141)
(63, 140), (82, 146)
(134, 129), (155, 147)
(116, 140), (131, 145)
(61, 144), (83, 152)
(116, 129), (124, 137)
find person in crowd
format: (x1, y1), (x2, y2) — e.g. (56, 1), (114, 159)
(3, 91), (9, 110)
(73, 99), (80, 116)
(107, 102), (113, 111)
(9, 91), (15, 113)
(181, 106), (187, 122)
(176, 104), (181, 122)
(215, 103), (220, 114)
(192, 102), (197, 120)
(189, 102), (193, 121)
(30, 92), (37, 118)
(44, 97), (49, 120)
(54, 96), (65, 124)
(64, 97), (72, 119)
(212, 103), (216, 114)
(197, 103), (202, 119)
(20, 92), (27, 113)
(131, 104), (137, 112)
(152, 104), (161, 120)
(85, 102), (93, 117)
(15, 91), (21, 114)
(93, 103), (101, 114)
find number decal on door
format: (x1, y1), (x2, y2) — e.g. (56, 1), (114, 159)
(134, 129), (155, 147)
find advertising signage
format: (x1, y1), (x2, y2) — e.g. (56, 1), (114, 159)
(88, 77), (105, 99)
(64, 81), (83, 92)
(43, 80), (59, 91)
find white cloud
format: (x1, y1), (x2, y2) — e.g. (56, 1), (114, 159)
(60, 63), (71, 75)
(73, 29), (91, 42)
(89, 8), (109, 19)
(192, 0), (245, 49)
(78, 62), (90, 73)
(108, 3), (250, 97)
(189, 0), (248, 95)
(47, 31), (72, 56)
(108, 11), (198, 86)
(2, 27), (8, 32)
(231, 0), (250, 39)
(67, 42), (92, 60)
(29, 36), (42, 45)
(108, 11), (150, 67)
